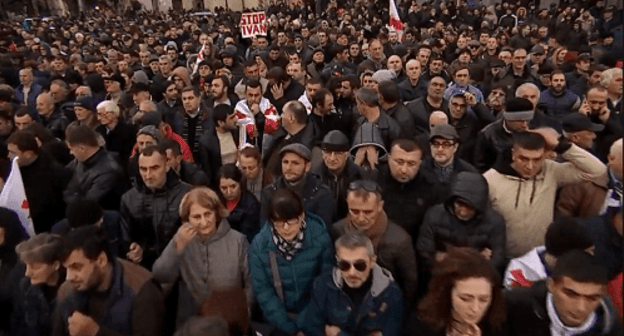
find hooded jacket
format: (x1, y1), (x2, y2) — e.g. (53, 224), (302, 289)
(506, 281), (622, 336)
(249, 212), (334, 334)
(331, 213), (418, 307)
(305, 265), (403, 336)
(417, 172), (506, 271)
(119, 170), (192, 269)
(483, 143), (606, 258)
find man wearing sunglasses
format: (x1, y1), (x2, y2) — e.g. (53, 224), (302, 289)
(331, 179), (418, 309)
(305, 233), (403, 336)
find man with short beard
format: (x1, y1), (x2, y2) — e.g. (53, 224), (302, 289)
(260, 143), (334, 226)
(539, 70), (581, 122)
(565, 53), (593, 97)
(52, 226), (165, 336)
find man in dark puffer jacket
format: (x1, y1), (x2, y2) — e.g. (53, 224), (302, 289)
(417, 172), (506, 273)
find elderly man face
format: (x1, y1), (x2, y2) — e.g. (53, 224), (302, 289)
(36, 94), (54, 117)
(607, 70), (623, 97)
(387, 55), (402, 75)
(406, 60), (421, 81)
(517, 85), (540, 109)
(19, 69), (33, 86)
(369, 40), (384, 61)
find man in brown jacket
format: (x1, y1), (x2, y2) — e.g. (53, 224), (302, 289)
(52, 226), (165, 336)
(557, 138), (622, 218)
(330, 180), (418, 308)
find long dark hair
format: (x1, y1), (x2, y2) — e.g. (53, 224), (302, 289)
(216, 163), (245, 205)
(418, 247), (506, 331)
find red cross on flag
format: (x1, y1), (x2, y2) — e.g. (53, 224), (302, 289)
(0, 159), (35, 237)
(389, 0), (404, 34)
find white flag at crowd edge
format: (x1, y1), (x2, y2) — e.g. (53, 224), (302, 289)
(192, 43), (206, 76)
(389, 0), (404, 37)
(0, 159), (35, 237)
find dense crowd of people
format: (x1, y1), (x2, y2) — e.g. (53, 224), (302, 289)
(0, 0), (622, 335)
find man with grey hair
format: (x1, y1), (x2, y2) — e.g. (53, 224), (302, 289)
(600, 67), (622, 115)
(96, 100), (136, 166)
(15, 68), (42, 111)
(306, 231), (403, 336)
(353, 87), (402, 152)
(515, 82), (560, 130)
(398, 59), (427, 103)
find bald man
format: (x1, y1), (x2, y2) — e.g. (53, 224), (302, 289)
(37, 92), (69, 140)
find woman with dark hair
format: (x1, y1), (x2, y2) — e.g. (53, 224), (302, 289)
(249, 188), (334, 336)
(152, 187), (252, 332)
(405, 247), (508, 336)
(217, 164), (261, 243)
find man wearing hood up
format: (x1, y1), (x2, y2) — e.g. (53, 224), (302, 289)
(417, 171), (506, 274)
(483, 129), (605, 259)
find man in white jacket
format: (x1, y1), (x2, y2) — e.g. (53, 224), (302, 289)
(484, 128), (606, 259)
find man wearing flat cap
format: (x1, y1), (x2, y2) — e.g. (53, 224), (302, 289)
(311, 130), (368, 222)
(561, 113), (604, 153)
(261, 143), (335, 226)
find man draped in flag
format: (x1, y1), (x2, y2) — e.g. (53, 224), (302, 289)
(0, 159), (35, 237)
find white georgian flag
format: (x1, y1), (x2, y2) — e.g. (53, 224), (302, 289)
(389, 0), (404, 35)
(0, 159), (35, 237)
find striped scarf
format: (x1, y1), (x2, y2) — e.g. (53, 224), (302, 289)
(271, 220), (307, 261)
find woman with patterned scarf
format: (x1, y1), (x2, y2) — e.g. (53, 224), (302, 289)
(249, 188), (334, 336)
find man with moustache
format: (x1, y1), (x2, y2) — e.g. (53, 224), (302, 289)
(539, 71), (581, 122)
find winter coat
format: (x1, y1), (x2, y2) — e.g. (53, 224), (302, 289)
(484, 143), (606, 258)
(331, 215), (418, 306)
(177, 160), (209, 187)
(14, 83), (42, 113)
(96, 120), (137, 167)
(227, 190), (262, 243)
(376, 164), (442, 240)
(152, 219), (252, 328)
(9, 263), (62, 336)
(583, 214), (623, 280)
(397, 78), (428, 103)
(506, 281), (622, 336)
(556, 171), (609, 218)
(384, 103), (417, 140)
(63, 148), (126, 211)
(565, 70), (589, 98)
(198, 128), (239, 188)
(0, 208), (26, 335)
(417, 172), (506, 271)
(474, 119), (514, 172)
(52, 259), (165, 336)
(50, 211), (127, 259)
(260, 173), (335, 228)
(249, 213), (334, 334)
(263, 122), (318, 180)
(449, 103), (497, 164)
(305, 265), (403, 336)
(19, 152), (71, 233)
(539, 88), (581, 122)
(406, 97), (450, 134)
(352, 114), (403, 152)
(311, 159), (369, 223)
(120, 171), (191, 269)
(41, 110), (69, 140)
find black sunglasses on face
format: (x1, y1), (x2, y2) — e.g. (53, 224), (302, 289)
(337, 259), (368, 272)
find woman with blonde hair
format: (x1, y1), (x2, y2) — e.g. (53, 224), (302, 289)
(9, 233), (66, 336)
(152, 187), (252, 332)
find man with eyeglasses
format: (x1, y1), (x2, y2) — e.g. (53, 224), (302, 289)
(421, 124), (478, 192)
(312, 131), (367, 222)
(306, 232), (403, 336)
